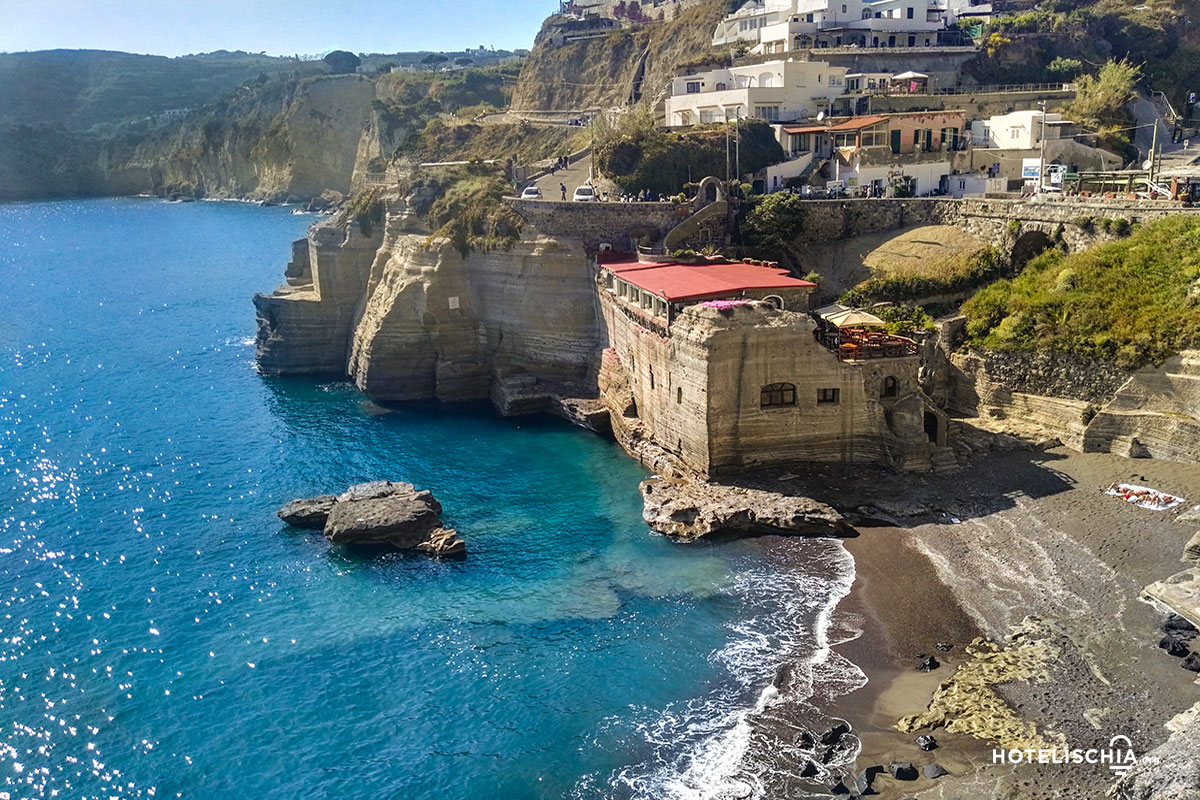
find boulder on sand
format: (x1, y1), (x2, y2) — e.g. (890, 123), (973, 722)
(278, 481), (465, 557)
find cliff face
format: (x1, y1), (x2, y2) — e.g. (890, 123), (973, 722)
(511, 0), (727, 111)
(944, 347), (1200, 464)
(1, 75), (382, 202)
(126, 75), (378, 200)
(256, 201), (603, 406)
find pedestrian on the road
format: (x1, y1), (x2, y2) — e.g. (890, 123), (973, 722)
(1186, 139), (1192, 151)
(560, 183), (567, 201)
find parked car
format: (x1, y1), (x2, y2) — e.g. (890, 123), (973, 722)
(572, 185), (597, 202)
(520, 185), (543, 200)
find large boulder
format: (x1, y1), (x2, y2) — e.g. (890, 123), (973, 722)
(278, 481), (465, 557)
(1185, 531), (1200, 563)
(325, 481), (444, 547)
(277, 495), (338, 529)
(640, 476), (845, 540)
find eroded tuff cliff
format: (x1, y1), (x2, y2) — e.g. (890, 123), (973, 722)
(256, 198), (604, 407)
(510, 0), (727, 112)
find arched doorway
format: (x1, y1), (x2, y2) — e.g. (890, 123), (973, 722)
(882, 376), (898, 398)
(1011, 229), (1054, 270)
(924, 411), (946, 445)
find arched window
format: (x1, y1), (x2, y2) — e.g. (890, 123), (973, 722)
(882, 376), (898, 398)
(761, 383), (796, 408)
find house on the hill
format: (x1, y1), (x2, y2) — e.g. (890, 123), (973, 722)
(665, 59), (850, 126)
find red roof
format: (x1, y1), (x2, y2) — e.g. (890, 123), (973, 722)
(605, 260), (815, 302)
(782, 124), (828, 135)
(827, 115), (888, 132)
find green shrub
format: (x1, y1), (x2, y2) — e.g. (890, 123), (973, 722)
(840, 246), (1007, 306)
(961, 215), (1200, 367)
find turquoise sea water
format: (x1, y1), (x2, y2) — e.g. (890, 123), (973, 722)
(0, 199), (858, 799)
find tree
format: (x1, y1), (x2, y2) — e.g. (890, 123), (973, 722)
(1066, 59), (1141, 127)
(421, 53), (450, 68)
(455, 57), (474, 67)
(323, 50), (361, 74)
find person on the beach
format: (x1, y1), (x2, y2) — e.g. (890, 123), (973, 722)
(560, 183), (567, 201)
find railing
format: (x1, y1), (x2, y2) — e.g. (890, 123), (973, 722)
(822, 333), (920, 360)
(930, 82), (1076, 96)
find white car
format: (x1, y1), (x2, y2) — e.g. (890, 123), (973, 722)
(520, 185), (542, 200)
(572, 185), (597, 202)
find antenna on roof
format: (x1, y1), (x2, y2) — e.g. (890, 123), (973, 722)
(817, 111), (826, 122)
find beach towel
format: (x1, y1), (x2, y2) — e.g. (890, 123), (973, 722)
(1103, 483), (1186, 512)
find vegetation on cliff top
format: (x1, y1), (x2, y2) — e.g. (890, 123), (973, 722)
(963, 216), (1200, 368)
(594, 108), (783, 195)
(964, 0), (1200, 108)
(410, 166), (524, 257)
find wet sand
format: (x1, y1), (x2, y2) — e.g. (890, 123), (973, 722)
(765, 445), (1200, 798)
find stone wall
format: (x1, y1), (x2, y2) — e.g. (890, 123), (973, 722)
(869, 89), (1075, 119)
(506, 198), (687, 251)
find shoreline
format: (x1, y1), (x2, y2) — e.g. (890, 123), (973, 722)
(804, 447), (1200, 799)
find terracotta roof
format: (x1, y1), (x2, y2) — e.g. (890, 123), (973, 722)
(782, 124), (828, 135)
(605, 260), (816, 302)
(827, 115), (889, 132)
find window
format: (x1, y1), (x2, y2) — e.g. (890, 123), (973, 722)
(863, 9), (872, 18)
(861, 127), (887, 147)
(834, 132), (857, 148)
(817, 388), (841, 404)
(686, 81), (702, 94)
(842, 4), (848, 11)
(882, 377), (898, 398)
(715, 82), (727, 91)
(907, 7), (914, 18)
(790, 132), (811, 153)
(806, 12), (814, 21)
(761, 383), (796, 408)
(755, 106), (780, 121)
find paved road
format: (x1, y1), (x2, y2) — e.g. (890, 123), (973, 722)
(527, 155), (596, 201)
(1131, 93), (1200, 179)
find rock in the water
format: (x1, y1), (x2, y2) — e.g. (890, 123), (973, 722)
(277, 495), (338, 529)
(416, 527), (467, 559)
(888, 762), (918, 781)
(1160, 636), (1191, 658)
(1183, 652), (1200, 673)
(821, 721), (851, 746)
(916, 734), (938, 751)
(640, 476), (844, 540)
(324, 481), (445, 548)
(923, 763), (949, 779)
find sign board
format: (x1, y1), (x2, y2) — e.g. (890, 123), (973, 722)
(1021, 158), (1041, 180)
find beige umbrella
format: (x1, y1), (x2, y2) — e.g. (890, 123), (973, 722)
(815, 303), (851, 319)
(827, 309), (886, 328)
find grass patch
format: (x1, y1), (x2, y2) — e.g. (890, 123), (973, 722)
(962, 215), (1200, 367)
(841, 247), (1008, 306)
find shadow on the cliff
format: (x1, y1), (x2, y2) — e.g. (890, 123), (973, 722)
(721, 447), (1078, 530)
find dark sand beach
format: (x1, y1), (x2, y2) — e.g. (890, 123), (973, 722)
(769, 445), (1200, 798)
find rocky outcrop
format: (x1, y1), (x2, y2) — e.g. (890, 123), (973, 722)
(1185, 531), (1200, 564)
(949, 348), (1200, 464)
(1113, 704), (1200, 800)
(257, 193), (603, 408)
(278, 481), (465, 556)
(277, 495), (337, 529)
(639, 475), (845, 540)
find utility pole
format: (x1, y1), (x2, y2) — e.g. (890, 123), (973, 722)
(735, 109), (742, 185)
(726, 121), (731, 181)
(1150, 117), (1159, 185)
(1037, 99), (1047, 194)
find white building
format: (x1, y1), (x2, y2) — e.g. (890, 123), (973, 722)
(969, 110), (1078, 149)
(666, 59), (848, 126)
(713, 0), (977, 51)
